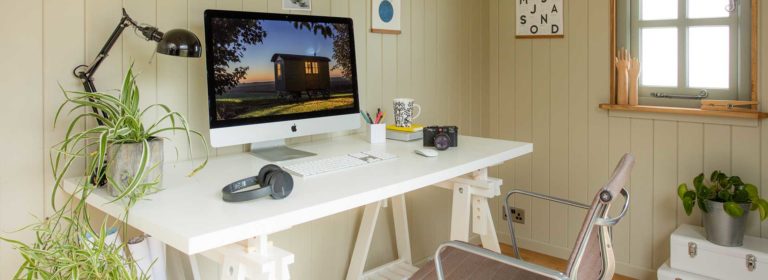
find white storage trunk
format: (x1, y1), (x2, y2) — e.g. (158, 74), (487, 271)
(670, 224), (768, 280)
(658, 260), (715, 280)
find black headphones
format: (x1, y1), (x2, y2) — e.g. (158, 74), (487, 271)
(221, 164), (294, 202)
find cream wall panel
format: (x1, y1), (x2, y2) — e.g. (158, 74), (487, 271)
(652, 120), (678, 269)
(566, 0), (590, 249)
(531, 39), (551, 244)
(549, 26), (570, 249)
(732, 126), (762, 237)
(677, 122), (704, 227)
(43, 0), (86, 216)
(761, 0), (768, 242)
(629, 119), (653, 269)
(0, 0), (44, 278)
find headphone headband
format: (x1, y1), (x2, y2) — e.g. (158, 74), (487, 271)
(222, 176), (274, 202)
(221, 165), (294, 202)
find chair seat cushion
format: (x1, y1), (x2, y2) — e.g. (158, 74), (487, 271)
(410, 247), (560, 280)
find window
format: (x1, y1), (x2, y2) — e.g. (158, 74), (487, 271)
(276, 63), (282, 79)
(618, 0), (752, 105)
(305, 62), (320, 75)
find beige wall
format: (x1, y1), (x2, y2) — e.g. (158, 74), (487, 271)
(0, 0), (487, 279)
(487, 0), (768, 279)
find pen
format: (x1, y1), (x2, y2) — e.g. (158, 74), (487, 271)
(361, 111), (372, 124)
(374, 111), (383, 124)
(366, 112), (374, 124)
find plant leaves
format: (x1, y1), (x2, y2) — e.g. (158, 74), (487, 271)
(729, 176), (744, 187)
(733, 189), (750, 203)
(678, 183), (689, 200)
(757, 199), (768, 221)
(698, 186), (712, 200)
(724, 201), (745, 218)
(717, 190), (732, 202)
(694, 173), (705, 191)
(698, 197), (709, 213)
(745, 184), (759, 201)
(683, 191), (696, 216)
(710, 171), (720, 184)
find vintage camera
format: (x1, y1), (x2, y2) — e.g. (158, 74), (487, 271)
(423, 126), (459, 150)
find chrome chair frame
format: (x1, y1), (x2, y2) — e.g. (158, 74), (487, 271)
(430, 154), (634, 280)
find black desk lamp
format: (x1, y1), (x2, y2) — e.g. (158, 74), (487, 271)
(73, 8), (201, 123)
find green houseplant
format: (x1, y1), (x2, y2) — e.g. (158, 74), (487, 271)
(1, 66), (207, 279)
(677, 171), (768, 246)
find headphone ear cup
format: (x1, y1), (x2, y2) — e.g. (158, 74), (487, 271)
(268, 171), (294, 200)
(258, 164), (283, 185)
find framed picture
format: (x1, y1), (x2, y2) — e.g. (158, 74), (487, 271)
(516, 0), (564, 38)
(371, 0), (401, 34)
(283, 0), (311, 11)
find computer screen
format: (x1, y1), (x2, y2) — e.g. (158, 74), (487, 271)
(204, 11), (360, 129)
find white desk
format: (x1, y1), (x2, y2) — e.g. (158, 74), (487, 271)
(64, 134), (532, 279)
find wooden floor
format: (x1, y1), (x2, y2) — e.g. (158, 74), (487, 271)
(500, 244), (636, 280)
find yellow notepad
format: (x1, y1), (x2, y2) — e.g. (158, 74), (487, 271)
(386, 124), (424, 132)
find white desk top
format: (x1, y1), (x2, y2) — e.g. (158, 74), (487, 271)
(64, 135), (532, 255)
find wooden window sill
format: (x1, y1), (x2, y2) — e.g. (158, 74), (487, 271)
(598, 104), (768, 120)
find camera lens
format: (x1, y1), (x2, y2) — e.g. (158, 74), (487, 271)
(434, 133), (451, 151)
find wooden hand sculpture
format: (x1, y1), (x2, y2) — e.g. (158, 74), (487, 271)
(628, 57), (641, 106)
(615, 48), (630, 105)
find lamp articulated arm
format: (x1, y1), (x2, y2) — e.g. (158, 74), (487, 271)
(70, 8), (201, 125)
(73, 8), (163, 94)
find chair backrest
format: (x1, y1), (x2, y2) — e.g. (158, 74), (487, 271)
(565, 153), (634, 280)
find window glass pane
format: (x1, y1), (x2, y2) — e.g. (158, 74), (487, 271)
(641, 0), (678, 20)
(688, 0), (730, 19)
(641, 27), (678, 87)
(689, 26), (729, 88)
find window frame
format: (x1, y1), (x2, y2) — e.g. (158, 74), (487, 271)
(610, 0), (759, 108)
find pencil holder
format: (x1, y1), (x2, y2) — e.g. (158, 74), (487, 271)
(367, 123), (386, 144)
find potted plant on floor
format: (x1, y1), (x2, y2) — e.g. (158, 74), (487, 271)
(1, 66), (207, 279)
(678, 171), (768, 246)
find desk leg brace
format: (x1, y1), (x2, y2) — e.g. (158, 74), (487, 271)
(438, 168), (503, 253)
(201, 235), (295, 280)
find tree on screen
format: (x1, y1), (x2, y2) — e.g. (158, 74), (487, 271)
(210, 18), (268, 96)
(292, 22), (353, 79)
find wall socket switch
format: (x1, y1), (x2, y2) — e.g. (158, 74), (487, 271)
(502, 206), (525, 224)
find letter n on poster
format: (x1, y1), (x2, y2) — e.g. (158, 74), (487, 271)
(516, 0), (564, 39)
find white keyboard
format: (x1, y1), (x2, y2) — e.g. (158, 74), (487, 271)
(282, 151), (398, 177)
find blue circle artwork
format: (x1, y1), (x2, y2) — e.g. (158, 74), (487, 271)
(379, 0), (394, 23)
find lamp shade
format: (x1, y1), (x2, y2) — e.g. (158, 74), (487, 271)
(156, 29), (202, 57)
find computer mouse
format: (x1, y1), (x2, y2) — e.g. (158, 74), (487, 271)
(415, 148), (439, 157)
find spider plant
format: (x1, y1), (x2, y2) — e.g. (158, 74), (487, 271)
(1, 66), (207, 279)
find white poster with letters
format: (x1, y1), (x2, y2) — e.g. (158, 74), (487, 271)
(516, 0), (564, 38)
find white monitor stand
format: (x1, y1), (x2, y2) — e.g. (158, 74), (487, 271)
(249, 139), (316, 162)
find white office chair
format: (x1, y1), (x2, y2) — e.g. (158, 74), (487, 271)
(411, 154), (634, 280)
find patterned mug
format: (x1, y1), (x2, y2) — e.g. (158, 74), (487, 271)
(393, 98), (422, 127)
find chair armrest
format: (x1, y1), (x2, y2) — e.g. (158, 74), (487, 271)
(434, 241), (567, 280)
(504, 190), (591, 210)
(503, 189), (591, 259)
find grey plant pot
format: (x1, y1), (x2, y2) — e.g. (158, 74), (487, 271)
(702, 199), (751, 247)
(105, 138), (164, 197)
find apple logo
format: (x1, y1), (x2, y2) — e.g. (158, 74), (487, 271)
(291, 124), (297, 132)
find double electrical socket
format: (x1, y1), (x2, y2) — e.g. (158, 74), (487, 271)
(502, 206), (525, 224)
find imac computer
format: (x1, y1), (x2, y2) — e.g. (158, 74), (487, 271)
(204, 10), (361, 161)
